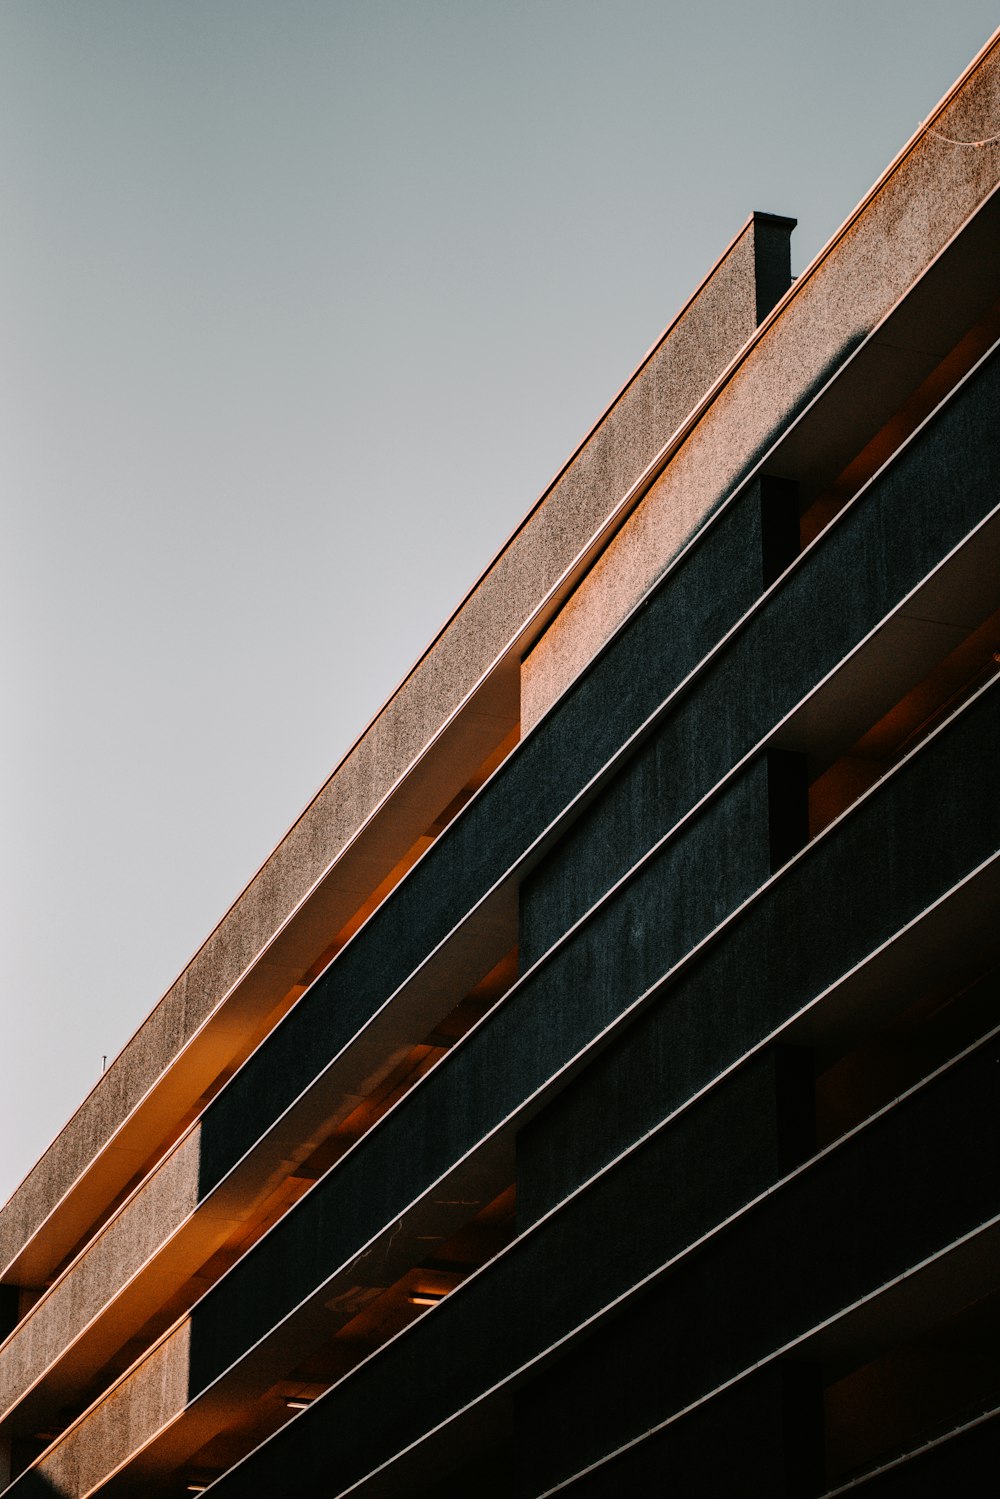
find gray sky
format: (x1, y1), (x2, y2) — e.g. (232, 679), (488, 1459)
(2, 0), (997, 1206)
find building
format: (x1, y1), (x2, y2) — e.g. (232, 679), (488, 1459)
(3, 29), (1000, 1498)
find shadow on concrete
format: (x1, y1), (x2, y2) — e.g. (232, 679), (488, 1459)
(6, 1469), (69, 1496)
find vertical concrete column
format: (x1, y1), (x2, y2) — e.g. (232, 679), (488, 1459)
(753, 212), (797, 324)
(0, 1285), (18, 1341)
(767, 749), (811, 871)
(759, 475), (801, 586)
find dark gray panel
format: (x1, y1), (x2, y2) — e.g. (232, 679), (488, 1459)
(201, 977), (1000, 1498)
(198, 347), (1000, 1201)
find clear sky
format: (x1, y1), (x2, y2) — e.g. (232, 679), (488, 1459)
(1, 0), (997, 1207)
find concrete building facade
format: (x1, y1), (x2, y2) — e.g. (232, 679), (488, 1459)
(4, 29), (1000, 1496)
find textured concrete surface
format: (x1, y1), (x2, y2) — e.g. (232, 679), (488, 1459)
(25, 681), (1000, 1499)
(2, 37), (999, 1448)
(33, 1320), (190, 1498)
(520, 42), (1000, 729)
(0, 1127), (201, 1424)
(10, 317), (987, 1437)
(0, 207), (773, 1283)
